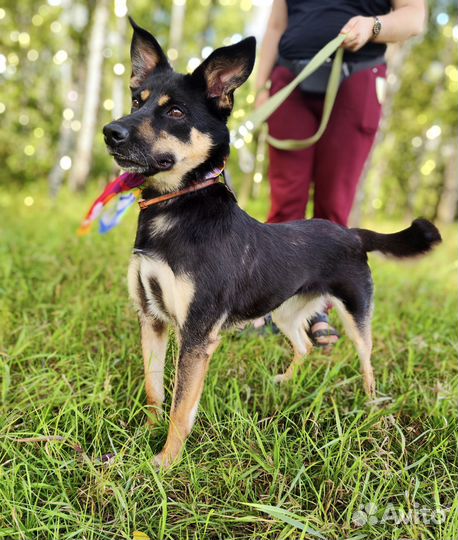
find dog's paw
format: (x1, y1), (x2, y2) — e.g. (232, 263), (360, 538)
(144, 419), (158, 430)
(273, 372), (290, 384)
(362, 370), (376, 399)
(152, 451), (166, 468)
(144, 403), (163, 428)
(364, 381), (376, 400)
(153, 449), (177, 469)
(145, 408), (163, 429)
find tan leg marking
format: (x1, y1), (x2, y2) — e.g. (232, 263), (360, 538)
(332, 297), (375, 397)
(154, 317), (225, 468)
(273, 346), (312, 384)
(141, 318), (168, 423)
(127, 256), (144, 312)
(128, 257), (170, 420)
(272, 295), (324, 383)
(360, 333), (374, 398)
(153, 347), (210, 468)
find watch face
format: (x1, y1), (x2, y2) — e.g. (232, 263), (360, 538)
(373, 19), (382, 36)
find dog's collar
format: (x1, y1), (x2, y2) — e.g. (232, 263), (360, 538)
(138, 165), (225, 210)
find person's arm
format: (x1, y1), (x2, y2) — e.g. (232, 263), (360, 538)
(255, 0), (288, 107)
(340, 0), (427, 52)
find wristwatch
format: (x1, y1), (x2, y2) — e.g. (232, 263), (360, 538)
(372, 16), (382, 38)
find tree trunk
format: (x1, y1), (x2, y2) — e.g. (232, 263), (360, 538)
(49, 61), (76, 198)
(68, 0), (109, 191)
(48, 0), (76, 198)
(436, 144), (458, 223)
(112, 13), (127, 121)
(169, 0), (186, 61)
(196, 0), (216, 53)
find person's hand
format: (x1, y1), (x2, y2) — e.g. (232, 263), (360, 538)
(340, 16), (375, 52)
(255, 88), (270, 109)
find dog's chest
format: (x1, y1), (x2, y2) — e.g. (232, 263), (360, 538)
(127, 255), (195, 325)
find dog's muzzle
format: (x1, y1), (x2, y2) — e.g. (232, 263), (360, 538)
(103, 121), (176, 173)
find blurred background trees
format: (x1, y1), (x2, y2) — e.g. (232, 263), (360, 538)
(0, 0), (456, 222)
(362, 1), (458, 223)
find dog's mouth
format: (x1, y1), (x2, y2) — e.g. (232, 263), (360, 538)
(108, 150), (175, 174)
(153, 155), (175, 171)
(109, 151), (144, 168)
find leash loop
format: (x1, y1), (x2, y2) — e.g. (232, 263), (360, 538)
(244, 34), (347, 150)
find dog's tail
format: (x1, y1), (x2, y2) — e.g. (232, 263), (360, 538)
(352, 218), (442, 258)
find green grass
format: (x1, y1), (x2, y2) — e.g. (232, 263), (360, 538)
(1, 184), (457, 540)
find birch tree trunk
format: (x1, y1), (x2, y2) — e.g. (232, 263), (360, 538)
(48, 0), (76, 198)
(169, 0), (186, 61)
(112, 12), (127, 121)
(68, 0), (109, 191)
(436, 144), (458, 223)
(48, 61), (75, 198)
(196, 0), (216, 52)
(110, 10), (127, 176)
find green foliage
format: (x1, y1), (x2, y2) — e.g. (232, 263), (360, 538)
(0, 0), (250, 187)
(0, 185), (457, 539)
(364, 3), (458, 219)
(0, 0), (456, 219)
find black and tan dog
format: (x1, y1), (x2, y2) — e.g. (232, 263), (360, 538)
(103, 19), (441, 467)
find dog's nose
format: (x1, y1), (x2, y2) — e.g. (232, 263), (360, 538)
(103, 123), (130, 146)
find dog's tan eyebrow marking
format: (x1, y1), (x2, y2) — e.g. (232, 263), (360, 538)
(158, 95), (171, 107)
(140, 89), (151, 101)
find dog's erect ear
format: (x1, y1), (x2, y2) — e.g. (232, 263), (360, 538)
(192, 37), (256, 112)
(129, 17), (171, 88)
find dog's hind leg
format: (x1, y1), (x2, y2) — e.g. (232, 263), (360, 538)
(272, 346), (311, 383)
(141, 317), (169, 423)
(332, 297), (375, 397)
(271, 296), (323, 383)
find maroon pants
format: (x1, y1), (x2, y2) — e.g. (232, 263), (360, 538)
(267, 64), (386, 226)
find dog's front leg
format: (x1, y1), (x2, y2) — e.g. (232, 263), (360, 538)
(153, 335), (220, 468)
(141, 317), (168, 424)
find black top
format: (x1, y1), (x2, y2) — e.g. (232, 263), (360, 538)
(279, 0), (391, 62)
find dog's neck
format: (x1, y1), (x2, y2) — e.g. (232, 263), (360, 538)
(133, 163), (237, 254)
(138, 169), (225, 210)
(140, 154), (228, 200)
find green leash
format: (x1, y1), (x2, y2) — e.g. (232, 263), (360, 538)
(244, 33), (346, 151)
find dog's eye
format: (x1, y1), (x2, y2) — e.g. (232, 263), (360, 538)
(132, 98), (140, 109)
(167, 107), (184, 119)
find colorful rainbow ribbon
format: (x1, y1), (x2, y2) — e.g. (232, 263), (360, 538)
(78, 163), (226, 236)
(77, 172), (145, 236)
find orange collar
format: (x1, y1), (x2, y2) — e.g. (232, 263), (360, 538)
(138, 177), (223, 210)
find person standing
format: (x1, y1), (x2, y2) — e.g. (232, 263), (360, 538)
(255, 0), (426, 349)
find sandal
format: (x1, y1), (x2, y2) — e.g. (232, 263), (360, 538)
(308, 312), (340, 352)
(259, 313), (280, 335)
(237, 313), (280, 337)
